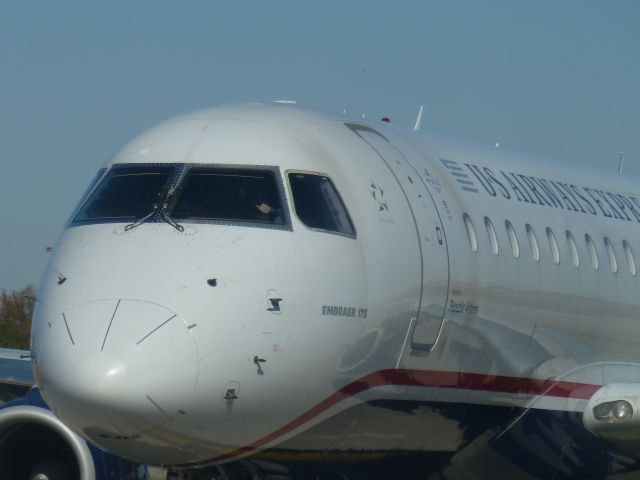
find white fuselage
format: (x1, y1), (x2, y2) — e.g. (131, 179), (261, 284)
(31, 104), (640, 469)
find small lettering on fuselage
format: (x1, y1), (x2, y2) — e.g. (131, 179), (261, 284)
(448, 299), (479, 315)
(322, 305), (367, 318)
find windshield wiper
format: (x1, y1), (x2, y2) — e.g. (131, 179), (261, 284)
(159, 188), (184, 232)
(124, 201), (184, 232)
(124, 200), (184, 232)
(123, 175), (184, 232)
(124, 206), (158, 231)
(160, 210), (184, 232)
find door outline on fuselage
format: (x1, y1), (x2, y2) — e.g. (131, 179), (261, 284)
(345, 123), (450, 350)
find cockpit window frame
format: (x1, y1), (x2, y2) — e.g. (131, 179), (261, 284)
(69, 163), (293, 232)
(286, 169), (357, 240)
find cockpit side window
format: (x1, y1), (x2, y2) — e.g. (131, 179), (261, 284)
(66, 167), (107, 224)
(74, 165), (174, 222)
(288, 172), (356, 238)
(171, 167), (288, 226)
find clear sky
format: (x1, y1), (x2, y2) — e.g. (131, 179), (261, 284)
(0, 1), (638, 292)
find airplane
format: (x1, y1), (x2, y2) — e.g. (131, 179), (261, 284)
(1, 102), (640, 479)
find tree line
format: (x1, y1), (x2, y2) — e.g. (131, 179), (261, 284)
(0, 285), (35, 350)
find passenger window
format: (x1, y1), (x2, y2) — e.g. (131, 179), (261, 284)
(585, 234), (599, 270)
(566, 231), (579, 267)
(172, 167), (287, 226)
(463, 214), (478, 252)
(505, 220), (519, 258)
(623, 241), (636, 276)
(288, 173), (355, 237)
(546, 227), (560, 265)
(526, 224), (540, 262)
(484, 217), (498, 255)
(604, 237), (618, 273)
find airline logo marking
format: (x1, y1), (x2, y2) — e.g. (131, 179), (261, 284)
(440, 159), (479, 193)
(442, 158), (640, 224)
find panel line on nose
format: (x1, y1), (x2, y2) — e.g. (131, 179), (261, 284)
(136, 314), (177, 345)
(101, 299), (121, 352)
(146, 395), (172, 420)
(62, 313), (75, 346)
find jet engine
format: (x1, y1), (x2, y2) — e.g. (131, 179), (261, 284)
(0, 389), (148, 480)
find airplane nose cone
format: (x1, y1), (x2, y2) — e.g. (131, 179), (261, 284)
(74, 355), (128, 404)
(36, 299), (198, 447)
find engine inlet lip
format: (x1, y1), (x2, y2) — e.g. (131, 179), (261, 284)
(0, 405), (96, 480)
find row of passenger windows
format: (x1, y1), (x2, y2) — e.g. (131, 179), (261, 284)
(462, 213), (637, 276)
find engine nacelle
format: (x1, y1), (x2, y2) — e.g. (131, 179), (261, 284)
(0, 389), (148, 480)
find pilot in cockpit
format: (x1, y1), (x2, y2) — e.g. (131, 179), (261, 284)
(252, 190), (283, 225)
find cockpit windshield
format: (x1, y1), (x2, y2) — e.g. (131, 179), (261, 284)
(74, 166), (173, 222)
(171, 168), (285, 225)
(72, 164), (290, 229)
(72, 164), (355, 238)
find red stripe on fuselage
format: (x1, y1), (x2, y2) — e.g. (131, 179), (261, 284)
(176, 369), (600, 467)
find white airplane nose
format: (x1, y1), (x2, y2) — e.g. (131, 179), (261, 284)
(72, 354), (129, 405)
(36, 299), (199, 445)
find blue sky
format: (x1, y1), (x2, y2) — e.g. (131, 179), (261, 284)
(0, 1), (638, 292)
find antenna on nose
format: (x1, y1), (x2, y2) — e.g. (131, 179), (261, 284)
(413, 105), (425, 131)
(618, 151), (625, 174)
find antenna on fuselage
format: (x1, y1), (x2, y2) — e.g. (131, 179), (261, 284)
(618, 151), (625, 174)
(413, 105), (424, 131)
